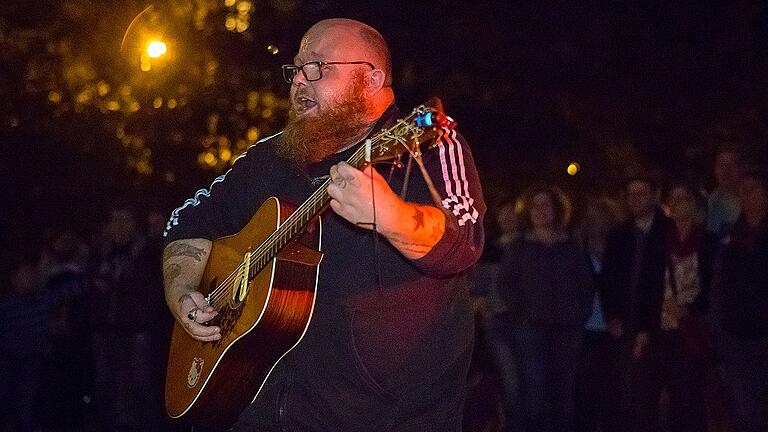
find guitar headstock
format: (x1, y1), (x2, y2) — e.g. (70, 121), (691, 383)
(365, 97), (456, 165)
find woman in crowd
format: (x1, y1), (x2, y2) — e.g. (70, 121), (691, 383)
(634, 182), (718, 432)
(499, 184), (594, 432)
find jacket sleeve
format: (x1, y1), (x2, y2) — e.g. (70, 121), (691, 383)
(409, 127), (486, 277)
(163, 144), (271, 244)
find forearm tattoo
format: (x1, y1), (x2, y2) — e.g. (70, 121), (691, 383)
(162, 242), (208, 291)
(163, 263), (182, 290)
(413, 207), (426, 230)
(387, 207), (445, 255)
(163, 242), (206, 262)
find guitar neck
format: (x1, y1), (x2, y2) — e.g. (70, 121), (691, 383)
(247, 143), (371, 277)
(246, 105), (437, 278)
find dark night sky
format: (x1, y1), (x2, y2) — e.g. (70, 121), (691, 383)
(2, 0), (767, 266)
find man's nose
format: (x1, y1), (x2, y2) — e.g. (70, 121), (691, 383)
(292, 70), (309, 86)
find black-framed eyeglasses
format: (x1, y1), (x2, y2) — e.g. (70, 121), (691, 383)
(281, 61), (375, 84)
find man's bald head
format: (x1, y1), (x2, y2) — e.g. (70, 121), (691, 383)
(301, 18), (392, 87)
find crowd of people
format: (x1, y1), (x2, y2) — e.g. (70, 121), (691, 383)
(0, 203), (182, 432)
(2, 144), (766, 432)
(0, 149), (768, 432)
(469, 147), (768, 432)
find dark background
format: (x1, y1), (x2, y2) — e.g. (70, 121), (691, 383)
(2, 0), (767, 270)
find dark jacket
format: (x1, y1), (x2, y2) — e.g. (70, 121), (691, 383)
(499, 234), (594, 327)
(715, 216), (768, 338)
(602, 208), (671, 333)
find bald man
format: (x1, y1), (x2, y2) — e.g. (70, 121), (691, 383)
(162, 19), (485, 431)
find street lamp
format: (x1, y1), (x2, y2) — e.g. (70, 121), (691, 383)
(146, 40), (168, 58)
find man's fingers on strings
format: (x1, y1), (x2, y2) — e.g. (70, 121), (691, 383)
(330, 164), (345, 183)
(336, 162), (360, 184)
(327, 183), (344, 200)
(329, 199), (345, 215)
(191, 330), (222, 342)
(187, 307), (217, 324)
(185, 321), (222, 340)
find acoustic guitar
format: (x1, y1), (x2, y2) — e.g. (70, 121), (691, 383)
(164, 99), (455, 430)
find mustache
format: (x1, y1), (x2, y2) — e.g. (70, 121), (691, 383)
(292, 89), (315, 102)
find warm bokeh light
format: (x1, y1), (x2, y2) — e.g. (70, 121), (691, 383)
(146, 40), (167, 58)
(246, 126), (260, 141)
(237, 1), (252, 13)
(97, 81), (110, 96)
(225, 16), (237, 31)
(220, 148), (232, 162)
(48, 91), (62, 103)
(567, 162), (580, 176)
(203, 152), (216, 166)
(267, 44), (279, 55)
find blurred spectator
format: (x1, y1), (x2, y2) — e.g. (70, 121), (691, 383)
(470, 201), (522, 431)
(0, 258), (53, 432)
(574, 196), (623, 432)
(87, 202), (155, 431)
(144, 208), (184, 431)
(712, 171), (768, 432)
(634, 182), (718, 432)
(602, 176), (671, 432)
(37, 232), (94, 431)
(499, 184), (594, 432)
(706, 147), (744, 239)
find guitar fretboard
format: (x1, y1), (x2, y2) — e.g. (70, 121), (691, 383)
(246, 129), (393, 278)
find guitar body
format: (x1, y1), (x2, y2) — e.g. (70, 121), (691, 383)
(165, 197), (322, 431)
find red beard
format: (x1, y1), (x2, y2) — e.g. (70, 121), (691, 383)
(276, 75), (370, 168)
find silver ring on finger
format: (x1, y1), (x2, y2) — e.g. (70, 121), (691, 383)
(187, 307), (198, 322)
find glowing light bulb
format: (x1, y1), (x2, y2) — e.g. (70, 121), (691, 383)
(567, 162), (580, 176)
(146, 40), (167, 58)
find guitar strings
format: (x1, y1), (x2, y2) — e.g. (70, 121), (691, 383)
(205, 115), (423, 309)
(203, 138), (368, 309)
(205, 147), (364, 308)
(205, 112), (425, 309)
(203, 110), (425, 310)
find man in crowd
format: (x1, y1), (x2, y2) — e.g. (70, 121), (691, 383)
(707, 147), (745, 239)
(162, 18), (485, 432)
(603, 176), (671, 432)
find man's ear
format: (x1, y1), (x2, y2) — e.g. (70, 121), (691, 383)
(366, 69), (386, 93)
